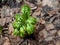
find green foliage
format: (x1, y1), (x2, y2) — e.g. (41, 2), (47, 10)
(26, 24), (35, 35)
(0, 26), (2, 34)
(13, 21), (21, 29)
(13, 29), (19, 36)
(12, 4), (37, 38)
(19, 26), (26, 37)
(21, 4), (30, 19)
(26, 16), (36, 25)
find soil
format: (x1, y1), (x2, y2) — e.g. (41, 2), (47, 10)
(0, 0), (60, 45)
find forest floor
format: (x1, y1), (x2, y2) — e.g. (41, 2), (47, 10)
(0, 0), (60, 45)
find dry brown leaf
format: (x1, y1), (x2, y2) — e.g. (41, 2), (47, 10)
(56, 40), (60, 45)
(3, 37), (11, 45)
(45, 23), (55, 31)
(8, 23), (14, 35)
(57, 30), (60, 37)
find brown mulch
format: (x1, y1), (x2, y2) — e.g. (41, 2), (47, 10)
(0, 0), (60, 45)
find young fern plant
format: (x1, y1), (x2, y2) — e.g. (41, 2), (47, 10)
(12, 4), (37, 38)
